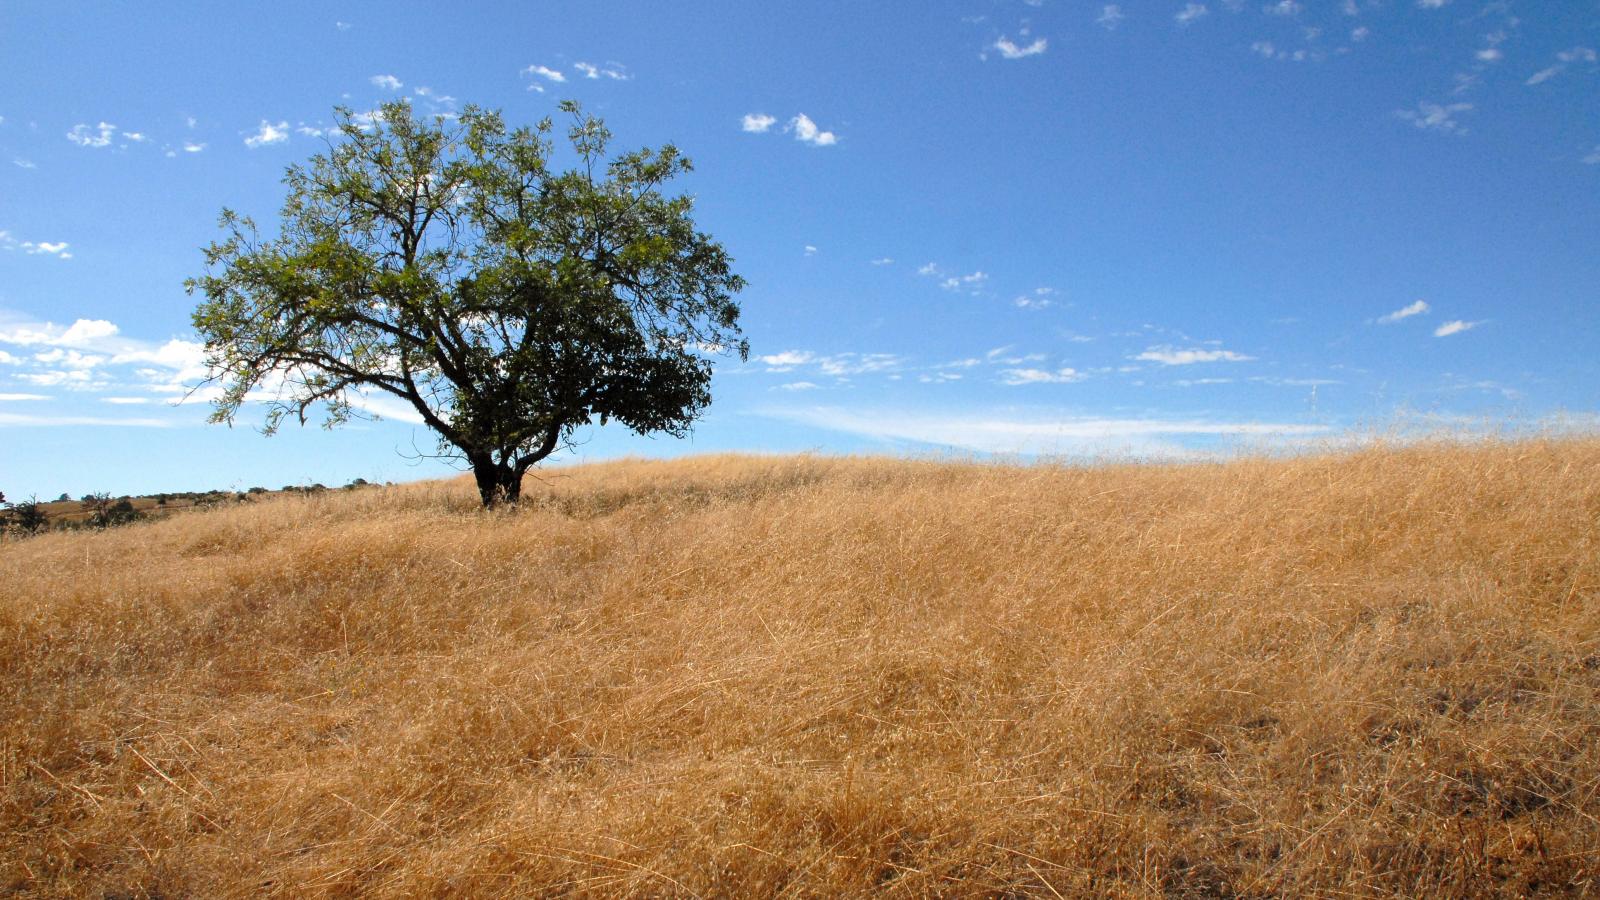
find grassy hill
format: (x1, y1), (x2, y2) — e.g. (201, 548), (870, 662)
(3, 440), (1598, 897)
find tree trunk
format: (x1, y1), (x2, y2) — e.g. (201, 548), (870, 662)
(470, 456), (523, 508)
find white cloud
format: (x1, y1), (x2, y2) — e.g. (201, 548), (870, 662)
(741, 113), (776, 133)
(1582, 145), (1600, 165)
(1395, 101), (1472, 135)
(123, 132), (147, 142)
(574, 61), (629, 80)
(986, 346), (1046, 365)
(369, 74), (403, 91)
(917, 262), (942, 277)
(33, 348), (105, 370)
(181, 141), (206, 153)
(788, 114), (838, 147)
(1175, 4), (1209, 26)
(24, 241), (71, 257)
(1526, 47), (1597, 85)
(756, 349), (906, 377)
(1476, 48), (1503, 63)
(523, 65), (566, 86)
(1526, 66), (1562, 85)
(335, 21), (352, 31)
(66, 122), (116, 148)
(940, 271), (988, 293)
(1265, 1), (1301, 15)
(871, 257), (894, 266)
(0, 317), (210, 398)
(0, 318), (118, 347)
(804, 245), (818, 256)
(758, 350), (815, 371)
(1, 232), (73, 259)
(1378, 299), (1430, 323)
(1433, 319), (1482, 337)
(1351, 26), (1371, 41)
(101, 397), (153, 405)
(816, 353), (904, 377)
(993, 35), (1048, 59)
(1001, 367), (1083, 385)
(14, 158), (36, 169)
(0, 412), (172, 428)
(1097, 5), (1125, 29)
(778, 381), (820, 391)
(1135, 346), (1254, 365)
(110, 338), (206, 373)
(244, 120), (289, 148)
(1418, 0), (1449, 7)
(0, 392), (50, 401)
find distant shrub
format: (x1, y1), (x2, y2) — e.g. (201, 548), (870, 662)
(4, 496), (49, 536)
(81, 493), (141, 529)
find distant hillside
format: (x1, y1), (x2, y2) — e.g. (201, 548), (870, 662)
(3, 440), (1598, 896)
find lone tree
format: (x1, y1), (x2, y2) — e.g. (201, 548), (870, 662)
(190, 101), (746, 507)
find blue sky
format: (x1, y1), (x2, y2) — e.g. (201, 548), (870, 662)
(2, 0), (1597, 497)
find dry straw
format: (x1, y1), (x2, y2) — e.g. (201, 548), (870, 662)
(3, 438), (1598, 896)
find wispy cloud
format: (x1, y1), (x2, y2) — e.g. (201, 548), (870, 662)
(0, 412), (173, 428)
(1525, 47), (1596, 86)
(0, 393), (51, 402)
(1433, 319), (1482, 337)
(1014, 287), (1056, 310)
(573, 61), (630, 81)
(1175, 4), (1209, 26)
(1582, 145), (1600, 165)
(369, 74), (402, 91)
(741, 113), (776, 133)
(1264, 1), (1302, 15)
(244, 120), (289, 148)
(992, 35), (1048, 59)
(940, 271), (988, 292)
(66, 122), (117, 148)
(13, 158), (36, 169)
(523, 64), (566, 92)
(0, 231), (72, 259)
(1395, 101), (1472, 135)
(762, 406), (1329, 457)
(1000, 367), (1083, 385)
(754, 349), (905, 378)
(1097, 5), (1125, 29)
(757, 350), (815, 371)
(1135, 346), (1254, 365)
(0, 316), (207, 398)
(870, 257), (894, 266)
(1378, 299), (1430, 323)
(788, 114), (838, 147)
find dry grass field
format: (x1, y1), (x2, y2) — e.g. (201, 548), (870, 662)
(3, 438), (1599, 897)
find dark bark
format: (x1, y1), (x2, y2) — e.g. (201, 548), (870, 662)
(470, 456), (523, 508)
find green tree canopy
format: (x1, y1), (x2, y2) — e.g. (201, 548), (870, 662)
(190, 101), (746, 506)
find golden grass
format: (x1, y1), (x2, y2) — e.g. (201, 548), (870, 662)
(3, 439), (1599, 897)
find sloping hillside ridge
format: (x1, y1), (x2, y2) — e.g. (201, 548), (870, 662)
(3, 440), (1599, 896)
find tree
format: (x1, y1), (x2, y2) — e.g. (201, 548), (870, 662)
(189, 100), (747, 507)
(9, 496), (49, 535)
(81, 493), (140, 528)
